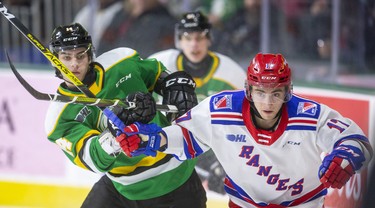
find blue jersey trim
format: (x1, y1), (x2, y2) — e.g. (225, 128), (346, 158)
(212, 120), (245, 125)
(286, 126), (317, 131)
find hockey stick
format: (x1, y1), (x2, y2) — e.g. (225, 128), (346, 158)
(1, 2), (178, 132)
(0, 1), (94, 97)
(6, 53), (178, 112)
(6, 52), (178, 112)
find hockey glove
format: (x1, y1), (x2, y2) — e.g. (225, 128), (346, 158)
(115, 122), (164, 157)
(160, 71), (198, 121)
(319, 144), (365, 189)
(110, 92), (156, 127)
(97, 129), (122, 157)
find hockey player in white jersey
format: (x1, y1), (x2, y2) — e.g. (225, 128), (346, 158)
(113, 53), (373, 207)
(148, 10), (246, 194)
(148, 11), (245, 102)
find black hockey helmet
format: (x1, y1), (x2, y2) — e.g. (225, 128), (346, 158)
(175, 11), (212, 48)
(49, 23), (95, 79)
(49, 23), (94, 59)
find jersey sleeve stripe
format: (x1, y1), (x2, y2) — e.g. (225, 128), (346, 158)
(181, 127), (203, 159)
(211, 112), (245, 125)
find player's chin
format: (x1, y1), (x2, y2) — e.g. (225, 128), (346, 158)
(260, 111), (276, 119)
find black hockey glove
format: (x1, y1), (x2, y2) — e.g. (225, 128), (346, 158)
(108, 92), (156, 135)
(160, 71), (198, 122)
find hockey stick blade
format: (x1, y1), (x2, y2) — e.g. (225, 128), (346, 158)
(5, 52), (178, 112)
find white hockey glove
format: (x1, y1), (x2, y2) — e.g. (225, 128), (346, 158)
(98, 129), (121, 157)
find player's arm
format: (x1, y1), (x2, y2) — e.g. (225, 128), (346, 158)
(47, 92), (156, 172)
(114, 122), (209, 160)
(47, 119), (120, 173)
(113, 97), (214, 158)
(317, 107), (373, 189)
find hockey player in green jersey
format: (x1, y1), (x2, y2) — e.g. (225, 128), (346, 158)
(149, 11), (246, 194)
(44, 23), (206, 207)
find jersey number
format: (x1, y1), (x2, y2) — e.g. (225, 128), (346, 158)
(56, 138), (74, 156)
(327, 119), (349, 133)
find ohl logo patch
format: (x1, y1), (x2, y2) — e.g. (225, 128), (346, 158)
(226, 134), (246, 142)
(75, 106), (92, 122)
(213, 94), (232, 110)
(297, 102), (317, 116)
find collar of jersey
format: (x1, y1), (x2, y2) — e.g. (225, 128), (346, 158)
(242, 99), (288, 146)
(57, 63), (105, 97)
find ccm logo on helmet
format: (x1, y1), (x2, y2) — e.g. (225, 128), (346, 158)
(261, 76), (277, 80)
(165, 78), (196, 88)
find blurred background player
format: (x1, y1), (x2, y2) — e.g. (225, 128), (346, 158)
(45, 23), (206, 208)
(117, 53), (373, 208)
(148, 10), (246, 194)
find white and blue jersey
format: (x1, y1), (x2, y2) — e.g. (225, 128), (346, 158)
(162, 90), (371, 207)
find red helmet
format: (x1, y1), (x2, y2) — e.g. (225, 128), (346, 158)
(245, 53), (292, 102)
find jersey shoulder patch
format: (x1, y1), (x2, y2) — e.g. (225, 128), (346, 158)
(209, 90), (245, 113)
(288, 95), (321, 119)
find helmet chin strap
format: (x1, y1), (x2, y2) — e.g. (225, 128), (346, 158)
(250, 101), (263, 119)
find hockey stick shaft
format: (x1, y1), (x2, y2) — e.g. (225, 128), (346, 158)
(0, 0), (127, 127)
(0, 1), (94, 97)
(5, 52), (178, 112)
(0, 3), (177, 132)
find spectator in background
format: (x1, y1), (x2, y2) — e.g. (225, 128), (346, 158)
(215, 0), (278, 62)
(159, 0), (201, 18)
(339, 1), (366, 70)
(97, 0), (176, 57)
(73, 0), (123, 49)
(197, 0), (242, 28)
(7, 0), (28, 5)
(365, 0), (375, 71)
(218, 0), (260, 59)
(271, 0), (310, 56)
(299, 0), (331, 59)
(311, 0), (332, 60)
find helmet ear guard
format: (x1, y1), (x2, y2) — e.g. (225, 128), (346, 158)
(174, 11), (212, 49)
(245, 53), (293, 102)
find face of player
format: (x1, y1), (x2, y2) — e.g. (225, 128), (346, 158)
(179, 31), (210, 63)
(251, 86), (286, 125)
(57, 47), (91, 88)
